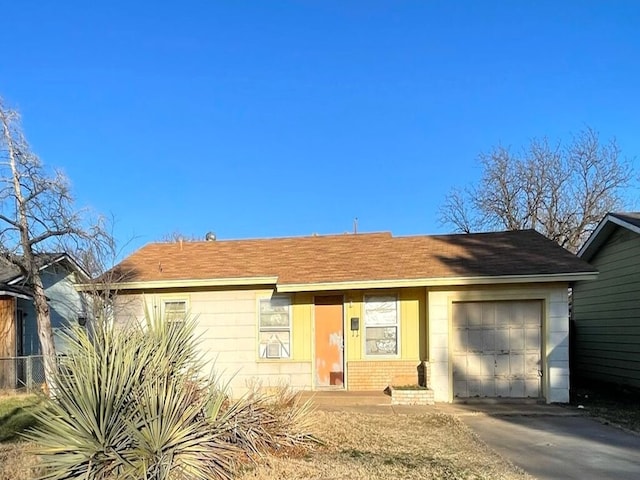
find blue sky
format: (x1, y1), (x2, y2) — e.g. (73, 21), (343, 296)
(2, 1), (639, 256)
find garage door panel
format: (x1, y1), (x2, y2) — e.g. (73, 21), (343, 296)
(466, 303), (482, 326)
(454, 303), (483, 326)
(495, 302), (512, 325)
(525, 353), (541, 375)
(453, 300), (542, 399)
(452, 355), (467, 376)
(495, 354), (510, 376)
(467, 379), (482, 397)
(510, 379), (525, 397)
(495, 327), (510, 352)
(496, 378), (510, 397)
(452, 304), (467, 327)
(510, 353), (525, 376)
(482, 379), (496, 397)
(523, 302), (542, 325)
(468, 330), (483, 352)
(467, 354), (482, 376)
(453, 330), (468, 353)
(525, 378), (540, 396)
(454, 380), (468, 397)
(525, 327), (540, 350)
(481, 303), (496, 326)
(481, 354), (494, 376)
(512, 308), (526, 327)
(509, 327), (525, 350)
(482, 329), (496, 351)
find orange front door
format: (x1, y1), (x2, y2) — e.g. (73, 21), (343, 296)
(314, 296), (344, 388)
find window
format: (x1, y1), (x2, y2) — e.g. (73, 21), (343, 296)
(163, 300), (188, 323)
(364, 295), (398, 355)
(258, 296), (291, 359)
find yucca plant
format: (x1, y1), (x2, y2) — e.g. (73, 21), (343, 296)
(27, 304), (322, 479)
(264, 386), (320, 452)
(28, 321), (145, 479)
(122, 372), (236, 480)
(27, 307), (237, 480)
(210, 385), (322, 460)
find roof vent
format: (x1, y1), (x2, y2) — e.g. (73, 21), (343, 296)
(205, 232), (217, 242)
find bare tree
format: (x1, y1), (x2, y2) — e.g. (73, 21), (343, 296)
(439, 127), (634, 252)
(159, 230), (202, 243)
(73, 227), (140, 329)
(0, 98), (111, 390)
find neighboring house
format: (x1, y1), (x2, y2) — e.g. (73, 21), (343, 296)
(0, 254), (89, 381)
(572, 212), (640, 389)
(106, 230), (596, 403)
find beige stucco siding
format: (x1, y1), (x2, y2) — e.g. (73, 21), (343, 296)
(573, 227), (640, 388)
(428, 284), (570, 403)
(114, 289), (312, 396)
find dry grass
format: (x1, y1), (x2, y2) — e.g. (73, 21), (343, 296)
(0, 394), (42, 480)
(236, 411), (530, 480)
(0, 408), (529, 480)
(0, 442), (41, 480)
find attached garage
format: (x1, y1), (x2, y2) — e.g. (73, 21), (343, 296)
(452, 300), (542, 399)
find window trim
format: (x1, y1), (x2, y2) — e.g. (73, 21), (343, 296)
(160, 297), (189, 324)
(257, 295), (292, 360)
(363, 294), (400, 358)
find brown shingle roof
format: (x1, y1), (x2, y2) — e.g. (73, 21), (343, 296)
(112, 230), (596, 287)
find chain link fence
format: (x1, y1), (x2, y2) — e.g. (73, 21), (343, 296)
(0, 356), (45, 392)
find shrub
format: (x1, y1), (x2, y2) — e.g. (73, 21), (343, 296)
(213, 385), (321, 460)
(26, 307), (319, 480)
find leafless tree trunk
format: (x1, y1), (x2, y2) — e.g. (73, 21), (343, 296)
(74, 230), (138, 329)
(439, 127), (634, 252)
(0, 97), (111, 391)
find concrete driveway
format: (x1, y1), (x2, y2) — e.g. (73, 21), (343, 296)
(442, 403), (640, 480)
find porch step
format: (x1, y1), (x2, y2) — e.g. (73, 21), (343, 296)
(300, 390), (391, 407)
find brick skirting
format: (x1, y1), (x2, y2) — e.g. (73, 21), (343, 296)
(347, 360), (430, 391)
(391, 388), (435, 405)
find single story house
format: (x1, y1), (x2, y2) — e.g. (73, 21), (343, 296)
(106, 230), (596, 403)
(0, 254), (89, 389)
(572, 212), (640, 389)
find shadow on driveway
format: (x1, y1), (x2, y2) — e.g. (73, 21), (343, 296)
(305, 393), (640, 479)
(444, 403), (640, 480)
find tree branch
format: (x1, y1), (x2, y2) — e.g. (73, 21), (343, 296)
(439, 126), (634, 252)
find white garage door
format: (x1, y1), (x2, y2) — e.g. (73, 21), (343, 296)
(452, 301), (542, 399)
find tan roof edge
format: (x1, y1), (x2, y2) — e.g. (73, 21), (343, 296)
(275, 272), (599, 293)
(76, 276), (279, 291)
(76, 272), (597, 293)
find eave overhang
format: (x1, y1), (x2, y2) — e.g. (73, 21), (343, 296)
(81, 271), (598, 293)
(275, 272), (598, 292)
(76, 276), (279, 291)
